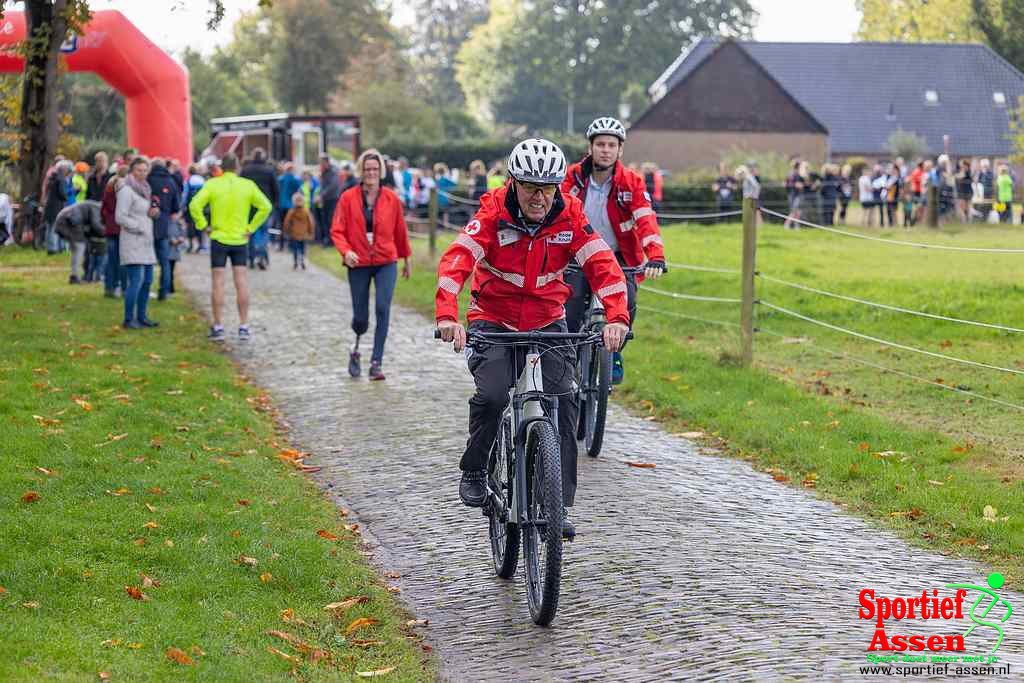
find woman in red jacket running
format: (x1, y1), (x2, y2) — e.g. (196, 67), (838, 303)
(331, 149), (412, 381)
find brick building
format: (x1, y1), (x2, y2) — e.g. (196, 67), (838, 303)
(627, 38), (1024, 172)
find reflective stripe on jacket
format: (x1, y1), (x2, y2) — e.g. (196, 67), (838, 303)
(435, 184), (629, 331)
(561, 157), (665, 269)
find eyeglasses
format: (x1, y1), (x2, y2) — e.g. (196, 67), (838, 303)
(517, 181), (557, 198)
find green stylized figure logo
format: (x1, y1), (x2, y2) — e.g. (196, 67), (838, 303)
(946, 572), (1013, 653)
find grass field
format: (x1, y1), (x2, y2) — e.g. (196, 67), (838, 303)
(311, 218), (1024, 586)
(0, 249), (432, 681)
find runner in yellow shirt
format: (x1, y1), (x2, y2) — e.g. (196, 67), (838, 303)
(189, 153), (272, 342)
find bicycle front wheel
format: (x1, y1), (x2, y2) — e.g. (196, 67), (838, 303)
(584, 347), (612, 458)
(574, 343), (591, 442)
(523, 420), (563, 626)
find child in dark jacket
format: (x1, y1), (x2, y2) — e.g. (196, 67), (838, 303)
(283, 192), (315, 270)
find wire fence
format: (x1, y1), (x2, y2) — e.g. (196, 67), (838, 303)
(758, 207), (1024, 254)
(756, 327), (1024, 412)
(756, 272), (1024, 334)
(639, 284), (742, 304)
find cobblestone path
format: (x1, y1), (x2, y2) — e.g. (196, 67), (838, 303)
(179, 251), (1024, 682)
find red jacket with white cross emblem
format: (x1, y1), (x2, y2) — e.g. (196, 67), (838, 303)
(560, 156), (665, 267)
(435, 183), (629, 331)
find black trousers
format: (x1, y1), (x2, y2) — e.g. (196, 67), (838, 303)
(462, 320), (579, 507)
(564, 257), (637, 335)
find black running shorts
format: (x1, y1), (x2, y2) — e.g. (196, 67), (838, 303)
(210, 239), (247, 268)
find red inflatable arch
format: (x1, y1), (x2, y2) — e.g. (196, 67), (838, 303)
(0, 10), (192, 164)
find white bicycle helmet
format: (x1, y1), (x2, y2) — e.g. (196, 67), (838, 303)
(507, 138), (567, 185)
(586, 116), (627, 142)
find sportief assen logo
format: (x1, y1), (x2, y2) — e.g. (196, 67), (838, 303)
(858, 572), (1013, 676)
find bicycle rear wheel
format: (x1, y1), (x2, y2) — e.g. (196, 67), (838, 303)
(523, 420), (563, 626)
(489, 417), (520, 579)
(584, 346), (612, 458)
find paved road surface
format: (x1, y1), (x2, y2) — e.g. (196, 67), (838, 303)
(179, 251), (1023, 682)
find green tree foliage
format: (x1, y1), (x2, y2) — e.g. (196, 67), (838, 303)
(855, 0), (981, 42)
(886, 129), (930, 161)
(267, 0), (388, 113)
(972, 0), (1024, 73)
(61, 73), (125, 144)
(407, 0), (490, 107)
(456, 0), (755, 132)
(182, 11), (279, 155)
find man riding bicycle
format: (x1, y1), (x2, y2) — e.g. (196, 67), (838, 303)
(436, 138), (630, 538)
(560, 117), (667, 384)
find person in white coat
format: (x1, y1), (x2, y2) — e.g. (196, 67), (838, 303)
(115, 157), (160, 329)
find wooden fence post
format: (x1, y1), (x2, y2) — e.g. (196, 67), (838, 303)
(927, 183), (939, 228)
(428, 187), (438, 257)
(740, 196), (758, 367)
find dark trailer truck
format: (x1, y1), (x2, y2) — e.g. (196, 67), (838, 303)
(202, 113), (360, 169)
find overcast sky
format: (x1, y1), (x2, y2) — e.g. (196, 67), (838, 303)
(49, 0), (862, 60)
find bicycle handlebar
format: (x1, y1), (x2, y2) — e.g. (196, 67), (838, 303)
(564, 263), (646, 275)
(433, 329), (633, 342)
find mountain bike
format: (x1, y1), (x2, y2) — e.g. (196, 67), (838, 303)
(436, 327), (628, 625)
(568, 264), (642, 458)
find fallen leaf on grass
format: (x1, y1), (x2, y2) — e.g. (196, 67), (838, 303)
(237, 499), (250, 506)
(857, 442), (870, 452)
(230, 530), (241, 538)
(405, 619), (428, 627)
(146, 487), (165, 495)
(165, 390), (183, 396)
(164, 539), (174, 548)
(0, 586), (5, 594)
(983, 505), (1010, 522)
(344, 617), (380, 635)
(260, 573), (273, 583)
(928, 480), (945, 487)
(266, 645), (301, 664)
(175, 425), (190, 432)
(801, 473), (818, 489)
(141, 573), (160, 588)
(95, 433), (128, 447)
(72, 397), (93, 411)
(676, 431), (705, 439)
(351, 640), (384, 648)
(238, 555), (258, 567)
(324, 596), (369, 613)
(107, 487), (131, 496)
(385, 572), (401, 579)
(124, 586), (149, 601)
(145, 353), (162, 362)
(266, 630), (311, 650)
(22, 601), (40, 609)
(145, 503), (157, 512)
(344, 523), (361, 534)
(624, 461), (656, 468)
(317, 530), (338, 541)
(356, 667), (396, 678)
(165, 647), (193, 665)
(127, 642), (143, 650)
(21, 491), (40, 503)
(142, 521), (159, 529)
(386, 586), (401, 594)
(955, 537), (978, 546)
(889, 508), (924, 521)
(98, 672), (111, 680)
(772, 474), (790, 483)
(35, 467), (53, 476)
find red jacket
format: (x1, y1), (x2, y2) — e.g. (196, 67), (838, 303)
(436, 184), (629, 331)
(331, 185), (411, 266)
(100, 179), (120, 237)
(560, 157), (665, 268)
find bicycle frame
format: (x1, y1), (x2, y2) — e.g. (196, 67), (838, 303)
(505, 344), (558, 528)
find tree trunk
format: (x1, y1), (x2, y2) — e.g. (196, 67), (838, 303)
(18, 0), (69, 201)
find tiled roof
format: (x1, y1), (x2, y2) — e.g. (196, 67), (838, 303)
(648, 38), (1024, 156)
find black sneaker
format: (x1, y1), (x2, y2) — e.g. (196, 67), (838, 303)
(348, 351), (362, 378)
(139, 319), (160, 328)
(208, 326), (226, 342)
(562, 509), (576, 541)
(459, 470), (488, 507)
(238, 326), (252, 342)
(122, 320), (144, 330)
(68, 275), (80, 285)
